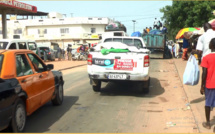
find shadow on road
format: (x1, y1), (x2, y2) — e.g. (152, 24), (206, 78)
(24, 96), (79, 133)
(100, 77), (164, 97)
(210, 116), (215, 127)
(190, 96), (205, 104)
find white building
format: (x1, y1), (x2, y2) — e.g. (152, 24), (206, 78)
(0, 12), (113, 49)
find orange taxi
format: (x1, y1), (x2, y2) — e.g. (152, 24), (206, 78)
(0, 50), (64, 132)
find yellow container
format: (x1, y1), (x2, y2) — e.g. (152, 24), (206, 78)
(194, 54), (198, 59)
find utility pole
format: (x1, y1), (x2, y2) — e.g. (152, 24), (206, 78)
(132, 20), (136, 32)
(71, 13), (73, 17)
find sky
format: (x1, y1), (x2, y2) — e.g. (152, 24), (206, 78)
(21, 1), (172, 35)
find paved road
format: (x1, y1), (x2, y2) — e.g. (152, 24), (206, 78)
(24, 59), (198, 133)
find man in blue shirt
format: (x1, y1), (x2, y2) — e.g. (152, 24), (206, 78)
(162, 26), (167, 33)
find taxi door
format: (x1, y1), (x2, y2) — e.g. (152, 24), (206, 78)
(15, 54), (42, 115)
(27, 53), (55, 106)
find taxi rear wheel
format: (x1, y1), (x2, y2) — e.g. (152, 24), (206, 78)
(11, 98), (26, 132)
(52, 83), (64, 106)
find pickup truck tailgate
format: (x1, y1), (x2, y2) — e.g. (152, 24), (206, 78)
(88, 52), (148, 74)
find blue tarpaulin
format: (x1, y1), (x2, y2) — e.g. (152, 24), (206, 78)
(149, 29), (163, 35)
(131, 31), (141, 37)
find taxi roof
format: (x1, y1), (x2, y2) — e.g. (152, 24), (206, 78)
(0, 49), (33, 54)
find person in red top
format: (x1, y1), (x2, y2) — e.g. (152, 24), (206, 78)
(200, 38), (215, 132)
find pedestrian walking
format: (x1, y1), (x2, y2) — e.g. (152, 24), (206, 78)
(67, 44), (72, 60)
(175, 41), (180, 58)
(57, 45), (62, 61)
(196, 23), (215, 60)
(182, 37), (190, 60)
(62, 49), (65, 60)
(200, 38), (215, 132)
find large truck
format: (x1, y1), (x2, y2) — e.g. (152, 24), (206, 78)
(142, 34), (172, 59)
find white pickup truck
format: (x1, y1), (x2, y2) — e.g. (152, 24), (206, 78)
(87, 36), (150, 93)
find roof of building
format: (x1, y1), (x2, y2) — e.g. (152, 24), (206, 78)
(14, 11), (48, 16)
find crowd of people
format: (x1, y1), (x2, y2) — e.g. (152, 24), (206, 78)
(56, 43), (91, 61)
(142, 18), (167, 35)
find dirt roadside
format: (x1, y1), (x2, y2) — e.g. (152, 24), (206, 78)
(44, 60), (87, 71)
(174, 58), (215, 133)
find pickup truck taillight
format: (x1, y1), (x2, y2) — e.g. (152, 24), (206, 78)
(88, 54), (92, 65)
(144, 55), (150, 67)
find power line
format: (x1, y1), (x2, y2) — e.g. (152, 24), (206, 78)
(120, 16), (158, 22)
(106, 13), (161, 18)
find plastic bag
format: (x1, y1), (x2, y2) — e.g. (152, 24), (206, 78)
(183, 55), (200, 85)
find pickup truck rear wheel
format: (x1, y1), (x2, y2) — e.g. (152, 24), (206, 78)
(92, 81), (101, 92)
(142, 77), (150, 94)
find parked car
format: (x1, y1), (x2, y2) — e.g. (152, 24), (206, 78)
(0, 50), (64, 132)
(38, 47), (55, 61)
(0, 39), (40, 57)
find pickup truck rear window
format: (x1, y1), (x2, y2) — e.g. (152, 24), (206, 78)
(0, 42), (8, 49)
(104, 38), (143, 48)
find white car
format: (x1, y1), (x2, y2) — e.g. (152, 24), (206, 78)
(87, 38), (150, 93)
(0, 39), (42, 58)
(0, 39), (38, 54)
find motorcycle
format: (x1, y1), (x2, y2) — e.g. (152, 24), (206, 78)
(72, 51), (88, 61)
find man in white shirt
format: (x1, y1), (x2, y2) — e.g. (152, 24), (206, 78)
(153, 18), (158, 29)
(196, 23), (215, 60)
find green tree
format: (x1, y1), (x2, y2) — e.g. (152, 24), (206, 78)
(160, 1), (215, 40)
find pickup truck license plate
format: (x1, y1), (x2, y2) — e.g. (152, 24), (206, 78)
(108, 74), (127, 80)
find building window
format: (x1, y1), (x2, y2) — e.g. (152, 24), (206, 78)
(91, 28), (96, 33)
(0, 30), (2, 34)
(98, 18), (102, 20)
(88, 18), (93, 20)
(60, 28), (69, 34)
(38, 29), (47, 34)
(14, 29), (22, 34)
(74, 40), (80, 43)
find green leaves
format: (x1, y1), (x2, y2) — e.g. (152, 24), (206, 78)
(160, 1), (215, 40)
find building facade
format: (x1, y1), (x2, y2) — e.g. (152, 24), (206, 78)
(0, 12), (112, 49)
